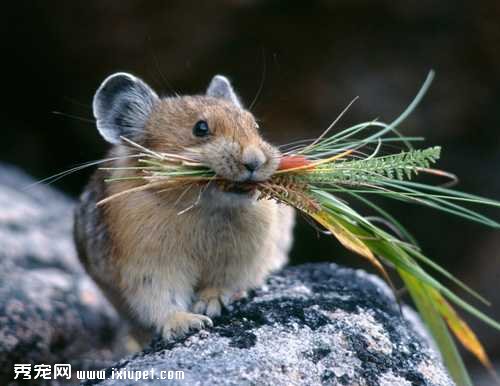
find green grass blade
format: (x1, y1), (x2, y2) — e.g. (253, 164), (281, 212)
(379, 181), (500, 228)
(314, 190), (500, 331)
(341, 189), (419, 246)
(404, 246), (490, 306)
(401, 271), (472, 386)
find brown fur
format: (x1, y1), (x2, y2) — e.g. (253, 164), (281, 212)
(75, 92), (295, 344)
(144, 97), (261, 152)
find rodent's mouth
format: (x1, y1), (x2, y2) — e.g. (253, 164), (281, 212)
(217, 181), (258, 195)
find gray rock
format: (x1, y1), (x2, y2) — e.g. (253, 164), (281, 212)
(0, 164), (454, 385)
(0, 164), (125, 384)
(85, 264), (454, 386)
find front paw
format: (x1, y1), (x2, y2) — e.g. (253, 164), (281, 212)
(161, 311), (213, 339)
(192, 288), (233, 317)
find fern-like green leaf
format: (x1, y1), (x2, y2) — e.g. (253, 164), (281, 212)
(308, 146), (441, 185)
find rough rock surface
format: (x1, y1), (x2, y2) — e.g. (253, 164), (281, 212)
(0, 164), (124, 384)
(0, 164), (454, 385)
(86, 264), (454, 386)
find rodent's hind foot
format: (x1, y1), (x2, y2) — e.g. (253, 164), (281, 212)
(192, 288), (232, 317)
(161, 311), (213, 340)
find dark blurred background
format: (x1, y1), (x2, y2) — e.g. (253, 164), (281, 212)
(3, 0), (500, 378)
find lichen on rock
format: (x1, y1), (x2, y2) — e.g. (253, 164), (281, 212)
(0, 164), (454, 386)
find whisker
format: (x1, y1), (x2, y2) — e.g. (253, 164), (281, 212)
(26, 154), (142, 189)
(52, 111), (95, 124)
(147, 36), (180, 97)
(172, 184), (195, 206)
(278, 137), (318, 149)
(249, 49), (267, 111)
(177, 177), (215, 215)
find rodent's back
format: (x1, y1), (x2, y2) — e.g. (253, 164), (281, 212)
(74, 168), (120, 297)
(74, 166), (158, 343)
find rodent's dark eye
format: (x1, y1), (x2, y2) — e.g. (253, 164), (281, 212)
(193, 120), (210, 137)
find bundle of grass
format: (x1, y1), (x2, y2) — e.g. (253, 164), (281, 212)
(98, 72), (500, 385)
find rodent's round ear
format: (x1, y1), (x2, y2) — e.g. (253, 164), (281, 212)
(93, 72), (159, 144)
(206, 75), (242, 108)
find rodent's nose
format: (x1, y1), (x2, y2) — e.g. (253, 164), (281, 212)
(242, 146), (266, 173)
(243, 160), (261, 172)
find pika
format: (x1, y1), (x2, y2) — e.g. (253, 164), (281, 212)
(74, 72), (295, 342)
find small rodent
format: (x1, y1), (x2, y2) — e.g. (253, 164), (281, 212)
(74, 72), (295, 343)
